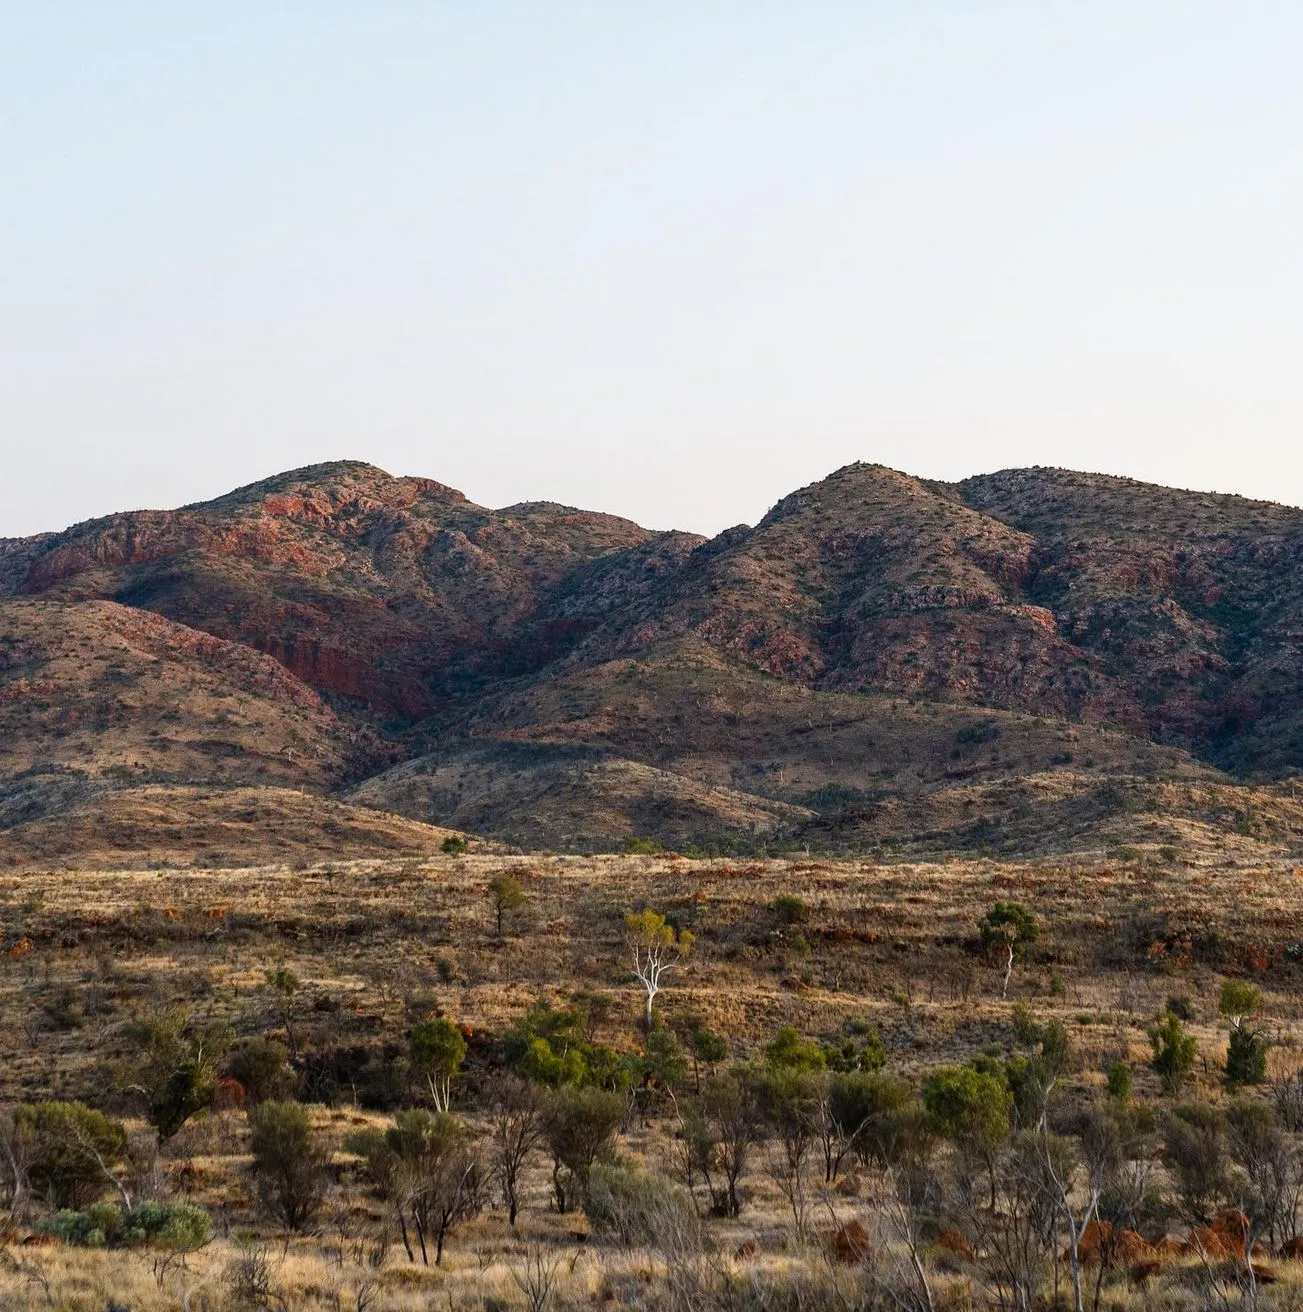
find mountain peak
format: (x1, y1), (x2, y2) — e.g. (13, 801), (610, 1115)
(190, 460), (469, 513)
(3, 457), (1301, 866)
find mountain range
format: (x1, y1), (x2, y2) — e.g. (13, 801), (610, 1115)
(3, 459), (1301, 865)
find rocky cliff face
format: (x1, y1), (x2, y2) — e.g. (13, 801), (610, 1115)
(3, 459), (1300, 855)
(12, 462), (662, 719)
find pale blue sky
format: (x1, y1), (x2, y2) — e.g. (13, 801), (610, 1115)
(3, 3), (1302, 537)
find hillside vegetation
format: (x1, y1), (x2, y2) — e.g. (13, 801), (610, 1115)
(4, 850), (1303, 1308)
(2, 460), (1301, 860)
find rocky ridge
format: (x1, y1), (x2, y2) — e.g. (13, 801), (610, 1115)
(2, 459), (1300, 860)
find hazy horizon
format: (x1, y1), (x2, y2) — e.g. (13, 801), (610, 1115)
(4, 4), (1302, 538)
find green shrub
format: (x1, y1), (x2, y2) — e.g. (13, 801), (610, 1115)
(543, 1086), (626, 1212)
(15, 1101), (127, 1209)
(642, 1026), (689, 1094)
(248, 1100), (326, 1230)
(826, 1072), (911, 1167)
(1010, 1003), (1042, 1047)
(226, 1038), (295, 1104)
(46, 1201), (123, 1248)
(1004, 1021), (1072, 1130)
(359, 1110), (484, 1265)
(126, 1199), (211, 1248)
(505, 1006), (635, 1091)
(824, 1026), (886, 1073)
(121, 1008), (233, 1140)
(771, 894), (809, 926)
(1106, 1061), (1132, 1101)
(623, 836), (663, 855)
(921, 1066), (1011, 1150)
(672, 1014), (728, 1090)
(44, 1200), (211, 1249)
(1165, 995), (1194, 1022)
(1164, 1103), (1227, 1223)
(583, 1163), (695, 1246)
(763, 1026), (825, 1073)
(1151, 1012), (1197, 1093)
(1226, 1026), (1267, 1088)
(441, 835), (468, 856)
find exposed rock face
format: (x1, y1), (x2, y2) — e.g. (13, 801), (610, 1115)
(14, 461), (665, 719)
(0, 535), (53, 597)
(3, 458), (1301, 854)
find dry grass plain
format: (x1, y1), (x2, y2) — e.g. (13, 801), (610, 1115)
(5, 843), (1303, 1310)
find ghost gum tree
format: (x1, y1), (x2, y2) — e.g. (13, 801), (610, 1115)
(626, 910), (693, 1029)
(980, 901), (1039, 998)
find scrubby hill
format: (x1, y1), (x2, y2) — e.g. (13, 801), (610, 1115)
(2, 459), (1300, 859)
(7, 461), (673, 720)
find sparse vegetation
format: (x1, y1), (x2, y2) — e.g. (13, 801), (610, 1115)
(487, 871), (528, 936)
(2, 850), (1303, 1308)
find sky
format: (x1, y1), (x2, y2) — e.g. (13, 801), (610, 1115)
(3, 3), (1302, 538)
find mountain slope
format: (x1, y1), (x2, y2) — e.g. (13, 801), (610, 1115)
(956, 468), (1303, 772)
(9, 461), (675, 720)
(0, 597), (373, 790)
(2, 459), (1300, 859)
(548, 464), (1140, 725)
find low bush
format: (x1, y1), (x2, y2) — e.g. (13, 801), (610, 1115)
(584, 1163), (695, 1246)
(44, 1199), (211, 1249)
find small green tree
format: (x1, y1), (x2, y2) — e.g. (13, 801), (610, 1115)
(487, 1076), (542, 1227)
(826, 1072), (913, 1176)
(924, 1064), (1013, 1208)
(1227, 1099), (1295, 1248)
(1106, 1060), (1132, 1101)
(1220, 979), (1267, 1088)
(626, 909), (693, 1029)
(681, 1071), (762, 1218)
(921, 1066), (1012, 1150)
(121, 1007), (233, 1141)
(226, 1037), (295, 1105)
(754, 1067), (822, 1234)
(248, 1100), (327, 1231)
(642, 1027), (689, 1097)
(1150, 1011), (1198, 1094)
(979, 902), (1039, 998)
(542, 1086), (625, 1212)
(15, 1102), (127, 1210)
(487, 873), (527, 937)
(264, 966), (302, 1060)
(1004, 1019), (1071, 1128)
(1219, 979), (1263, 1028)
(1164, 1103), (1228, 1223)
(763, 1027), (826, 1074)
(441, 834), (468, 856)
(410, 1018), (467, 1113)
(377, 1111), (483, 1265)
(671, 1013), (728, 1092)
(1226, 1027), (1268, 1088)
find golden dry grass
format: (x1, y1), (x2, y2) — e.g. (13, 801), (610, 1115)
(5, 846), (1303, 1308)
